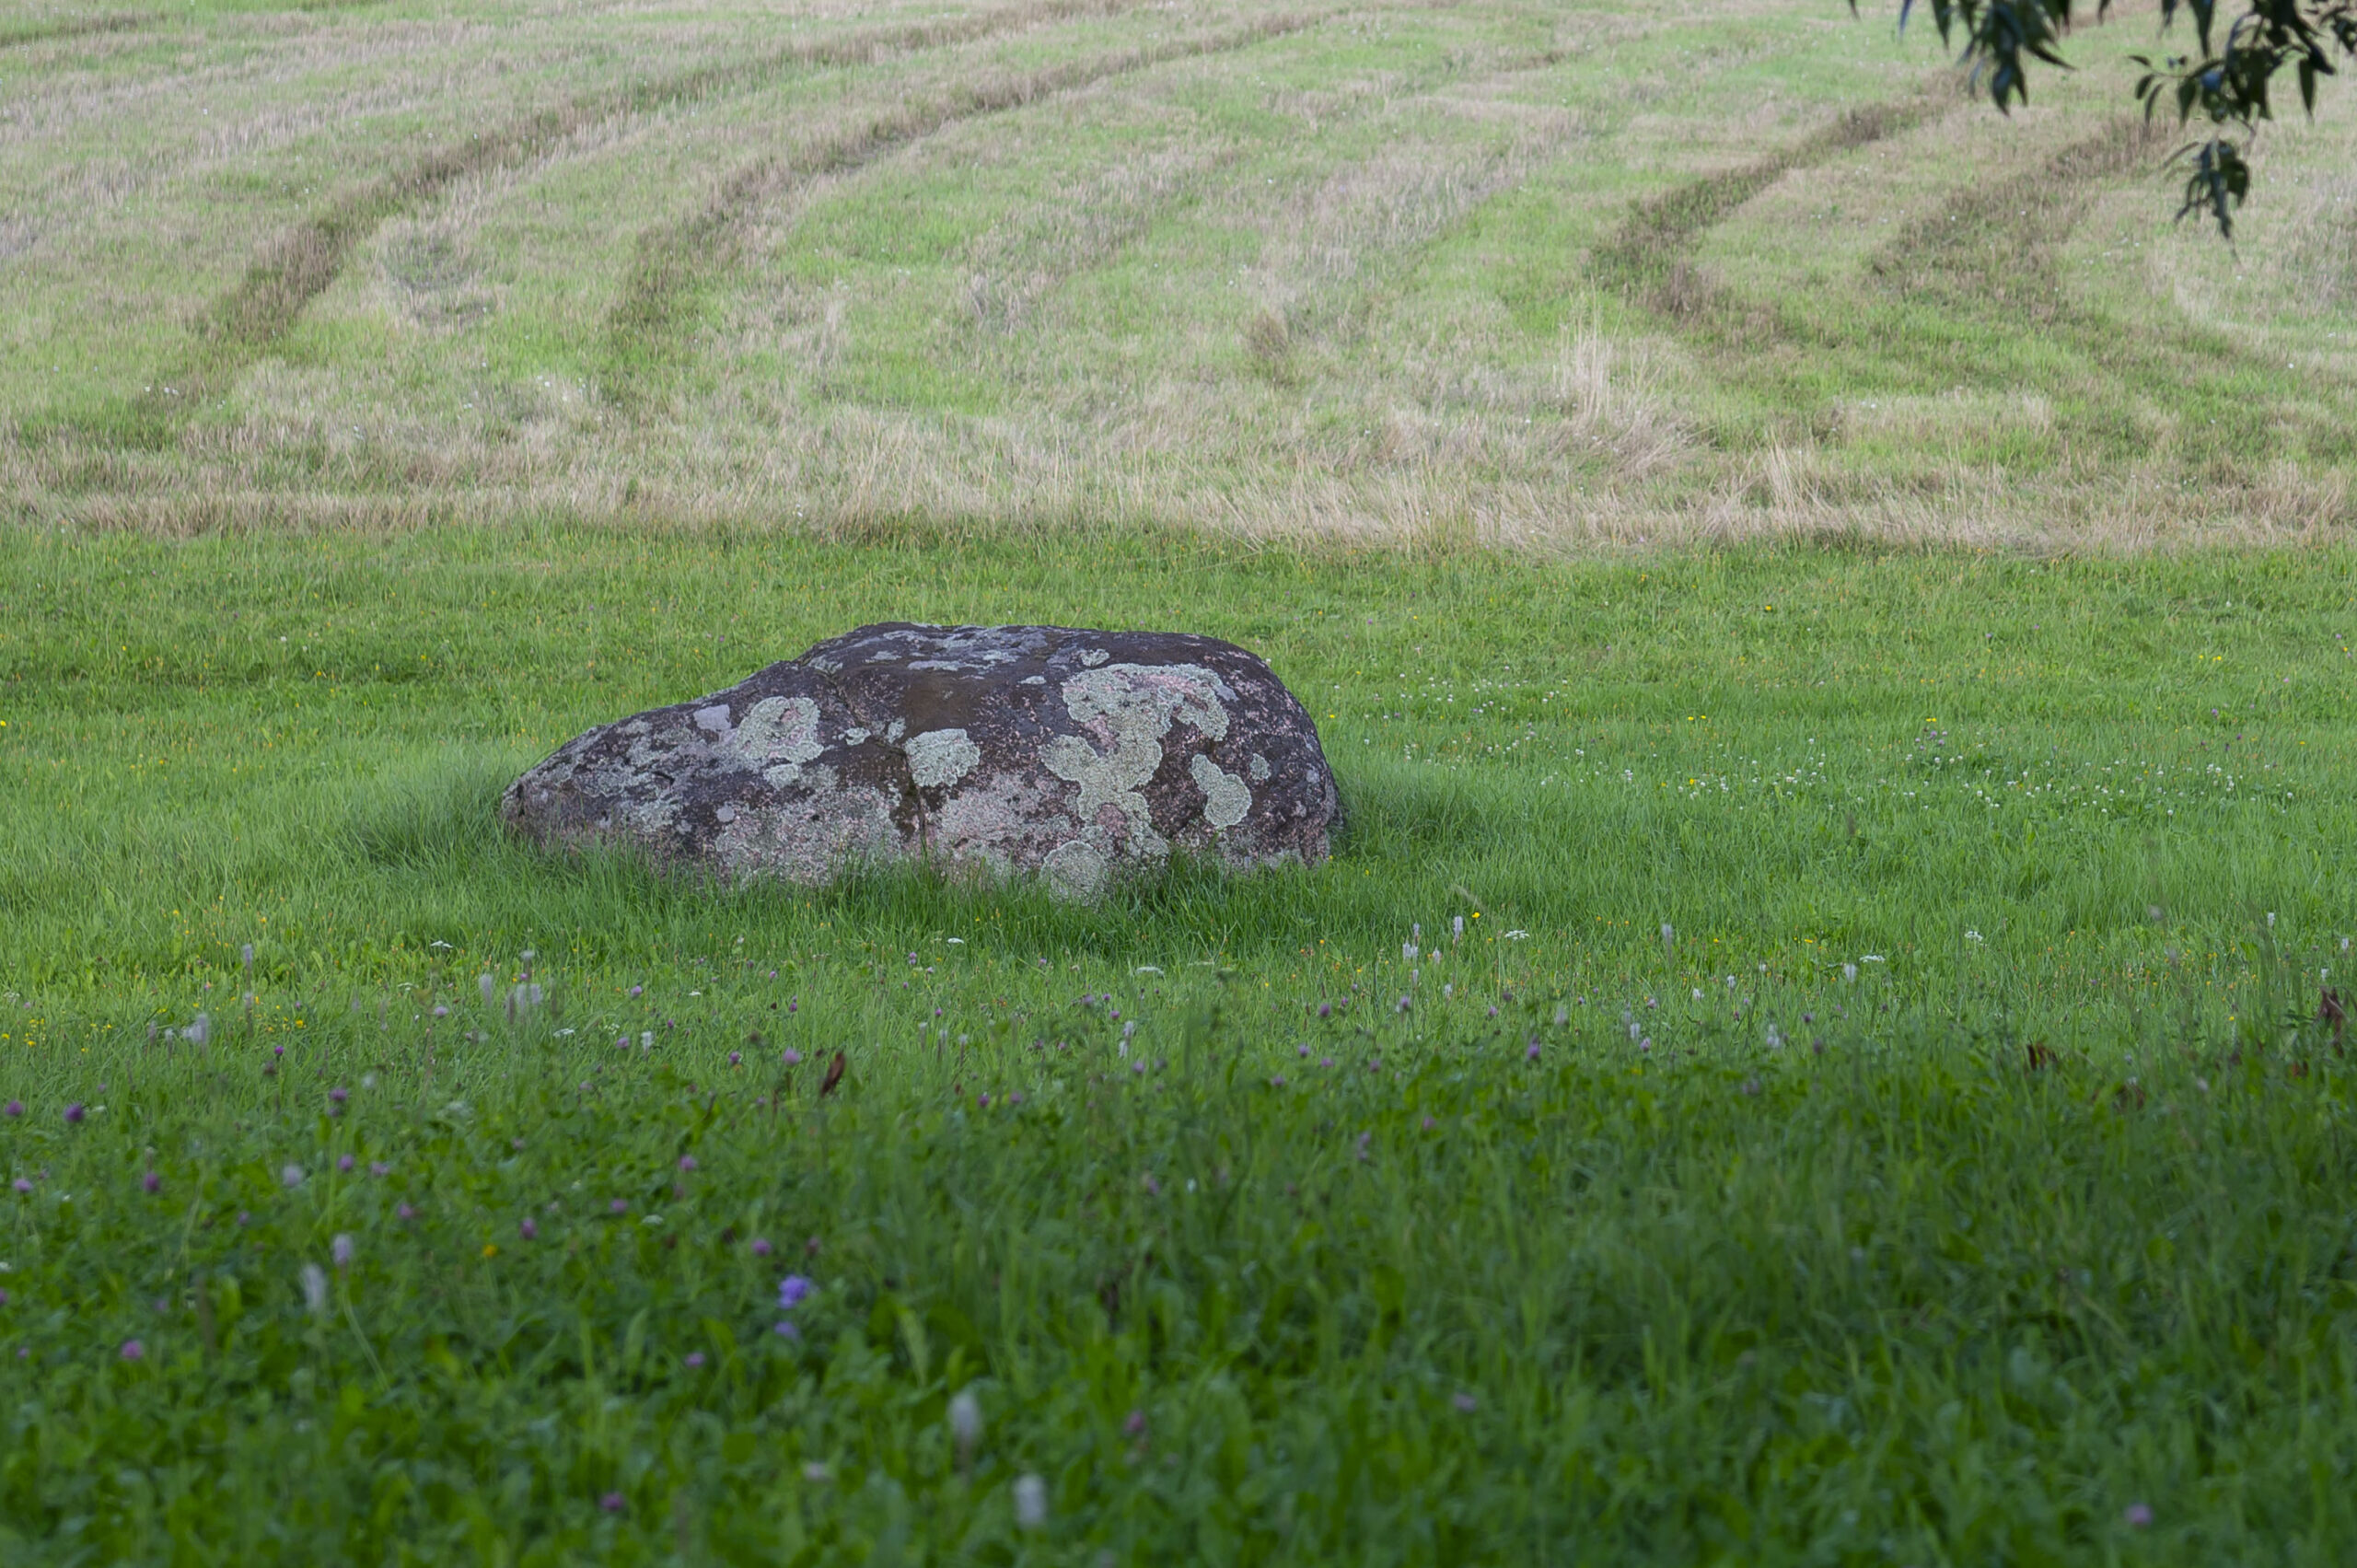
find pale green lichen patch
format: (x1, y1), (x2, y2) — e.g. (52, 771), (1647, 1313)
(1042, 839), (1109, 900)
(1190, 753), (1252, 828)
(720, 695), (824, 772)
(905, 727), (982, 789)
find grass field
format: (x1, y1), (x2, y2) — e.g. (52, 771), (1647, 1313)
(9, 0), (2357, 1561)
(3, 528), (2356, 1561)
(9, 0), (2357, 543)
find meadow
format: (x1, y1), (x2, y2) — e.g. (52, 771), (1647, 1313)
(2, 528), (2355, 1562)
(8, 0), (2357, 1560)
(10, 0), (2357, 543)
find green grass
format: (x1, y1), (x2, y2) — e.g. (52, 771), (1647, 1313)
(3, 528), (2356, 1559)
(12, 0), (2357, 541)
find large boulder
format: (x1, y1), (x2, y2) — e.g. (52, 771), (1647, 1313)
(500, 622), (1339, 898)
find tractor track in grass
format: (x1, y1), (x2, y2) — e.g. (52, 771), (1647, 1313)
(75, 0), (1159, 443)
(598, 7), (1334, 408)
(1866, 115), (2165, 319)
(0, 10), (158, 50)
(1593, 91), (1949, 318)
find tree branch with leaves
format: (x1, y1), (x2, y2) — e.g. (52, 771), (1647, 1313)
(1886, 0), (2357, 235)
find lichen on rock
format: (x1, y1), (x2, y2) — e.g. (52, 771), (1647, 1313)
(501, 622), (1339, 897)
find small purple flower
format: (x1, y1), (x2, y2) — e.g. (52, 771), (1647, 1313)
(10, 1179), (29, 1196)
(1395, 996), (1411, 1014)
(120, 1339), (144, 1362)
(751, 1237), (773, 1258)
(368, 1162), (388, 1178)
(63, 1103), (84, 1124)
(143, 1171), (161, 1193)
(1009, 1091), (1023, 1105)
(727, 1051), (741, 1067)
(519, 1218), (539, 1241)
(978, 1092), (991, 1108)
(1319, 1057), (1334, 1068)
(782, 1048), (802, 1065)
(1317, 1002), (1331, 1018)
(1124, 1409), (1147, 1438)
(331, 1233), (354, 1268)
(1270, 1074), (1286, 1087)
(628, 985), (643, 998)
(600, 1492), (624, 1513)
(2124, 1503), (2153, 1528)
(330, 1086), (347, 1105)
(684, 1352), (705, 1368)
(2, 1100), (19, 1118)
(431, 1005), (448, 1018)
(1422, 1115), (1436, 1132)
(337, 1155), (354, 1173)
(777, 1275), (812, 1310)
(281, 1164), (303, 1188)
(677, 1156), (697, 1173)
(1132, 1060), (1146, 1074)
(787, 1000), (797, 1013)
(236, 1210), (251, 1226)
(1526, 1042), (1540, 1062)
(1298, 1043), (1310, 1058)
(1452, 1391), (1478, 1413)
(397, 1202), (417, 1221)
(610, 1198), (628, 1214)
(273, 1045), (284, 1059)
(773, 1319), (800, 1339)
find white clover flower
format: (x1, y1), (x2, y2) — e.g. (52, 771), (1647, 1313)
(300, 1263), (328, 1318)
(949, 1389), (981, 1447)
(1014, 1473), (1048, 1530)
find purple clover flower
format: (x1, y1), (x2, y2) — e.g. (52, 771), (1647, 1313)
(777, 1275), (812, 1310)
(2, 1100), (20, 1118)
(678, 1156), (697, 1173)
(519, 1218), (539, 1240)
(751, 1237), (772, 1258)
(63, 1103), (84, 1124)
(684, 1351), (706, 1368)
(120, 1339), (144, 1362)
(143, 1172), (161, 1193)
